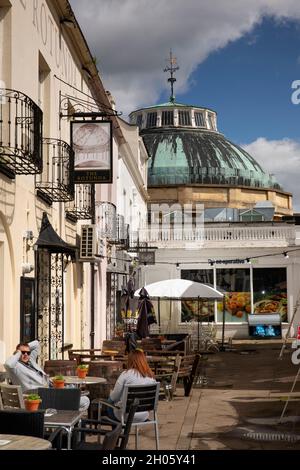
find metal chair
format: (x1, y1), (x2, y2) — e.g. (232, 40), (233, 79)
(97, 382), (160, 449)
(0, 383), (25, 409)
(0, 409), (63, 449)
(37, 387), (81, 410)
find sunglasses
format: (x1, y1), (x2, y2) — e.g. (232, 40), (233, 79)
(20, 350), (31, 355)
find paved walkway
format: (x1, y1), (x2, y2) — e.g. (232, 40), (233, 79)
(129, 342), (300, 450)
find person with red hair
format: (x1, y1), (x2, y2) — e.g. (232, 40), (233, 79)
(108, 348), (156, 422)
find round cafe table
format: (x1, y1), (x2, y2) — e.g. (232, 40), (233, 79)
(0, 434), (51, 450)
(63, 376), (107, 386)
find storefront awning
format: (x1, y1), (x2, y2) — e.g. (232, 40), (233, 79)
(35, 212), (77, 256)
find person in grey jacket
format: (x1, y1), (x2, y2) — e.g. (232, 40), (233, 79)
(5, 340), (50, 392)
(108, 348), (156, 422)
(5, 340), (89, 411)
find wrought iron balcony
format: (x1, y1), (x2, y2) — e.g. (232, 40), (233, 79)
(0, 88), (43, 177)
(35, 138), (74, 203)
(65, 184), (93, 220)
(116, 214), (129, 248)
(96, 202), (117, 240)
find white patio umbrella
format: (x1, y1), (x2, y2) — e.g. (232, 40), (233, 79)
(134, 279), (224, 351)
(134, 279), (223, 300)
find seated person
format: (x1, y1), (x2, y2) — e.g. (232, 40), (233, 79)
(107, 348), (156, 422)
(5, 340), (89, 412)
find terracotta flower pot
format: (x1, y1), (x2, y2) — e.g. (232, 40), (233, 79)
(25, 399), (41, 411)
(53, 379), (65, 389)
(77, 368), (88, 379)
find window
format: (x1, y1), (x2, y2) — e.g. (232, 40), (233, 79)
(161, 110), (174, 126)
(146, 112), (157, 128)
(194, 112), (205, 127)
(252, 268), (287, 322)
(216, 269), (250, 323)
(136, 114), (143, 128)
(181, 270), (214, 322)
(208, 114), (215, 130)
(178, 110), (191, 126)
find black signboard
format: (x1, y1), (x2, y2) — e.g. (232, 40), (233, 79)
(71, 120), (113, 184)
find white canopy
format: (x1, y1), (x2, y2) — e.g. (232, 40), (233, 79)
(134, 279), (223, 300)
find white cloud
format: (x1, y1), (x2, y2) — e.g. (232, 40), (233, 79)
(242, 137), (300, 212)
(70, 0), (300, 114)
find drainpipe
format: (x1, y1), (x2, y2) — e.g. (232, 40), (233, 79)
(90, 184), (95, 349)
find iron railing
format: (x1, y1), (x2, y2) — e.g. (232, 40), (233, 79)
(36, 138), (74, 202)
(65, 184), (93, 220)
(0, 88), (43, 176)
(96, 201), (117, 240)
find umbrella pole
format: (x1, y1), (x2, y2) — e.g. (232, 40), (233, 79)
(220, 296), (226, 351)
(158, 298), (161, 329)
(197, 297), (200, 352)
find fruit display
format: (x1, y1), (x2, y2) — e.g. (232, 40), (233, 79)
(221, 292), (251, 319)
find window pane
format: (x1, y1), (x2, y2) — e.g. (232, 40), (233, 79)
(208, 114), (215, 129)
(216, 269), (250, 323)
(161, 110), (174, 126)
(252, 268), (287, 322)
(181, 270), (214, 322)
(194, 112), (205, 127)
(178, 110), (191, 126)
(136, 114), (143, 128)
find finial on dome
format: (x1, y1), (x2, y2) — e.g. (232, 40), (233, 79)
(163, 49), (179, 103)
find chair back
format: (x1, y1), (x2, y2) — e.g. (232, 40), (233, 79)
(141, 338), (162, 351)
(102, 340), (126, 355)
(44, 360), (77, 377)
(38, 387), (81, 410)
(102, 423), (122, 450)
(0, 409), (45, 437)
(122, 382), (160, 416)
(119, 398), (139, 449)
(0, 383), (25, 409)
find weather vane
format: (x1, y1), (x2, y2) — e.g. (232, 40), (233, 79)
(164, 49), (179, 103)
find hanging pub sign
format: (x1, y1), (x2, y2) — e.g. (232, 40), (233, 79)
(139, 251), (155, 265)
(71, 120), (113, 184)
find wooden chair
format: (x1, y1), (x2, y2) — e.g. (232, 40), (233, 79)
(178, 354), (201, 397)
(101, 340), (126, 356)
(44, 360), (77, 377)
(0, 383), (25, 409)
(141, 338), (162, 351)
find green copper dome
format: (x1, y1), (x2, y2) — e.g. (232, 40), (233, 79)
(142, 127), (280, 189)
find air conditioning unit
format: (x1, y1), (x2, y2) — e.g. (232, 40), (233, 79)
(80, 225), (97, 260)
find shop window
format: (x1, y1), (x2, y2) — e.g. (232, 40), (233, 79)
(216, 268), (250, 323)
(181, 270), (214, 322)
(252, 268), (287, 322)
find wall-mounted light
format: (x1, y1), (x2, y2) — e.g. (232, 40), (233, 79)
(60, 17), (76, 28)
(283, 252), (289, 259)
(246, 258), (252, 264)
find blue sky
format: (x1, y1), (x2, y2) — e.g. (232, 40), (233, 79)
(71, 1), (300, 208)
(169, 17), (300, 144)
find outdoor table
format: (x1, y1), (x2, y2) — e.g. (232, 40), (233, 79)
(63, 376), (107, 387)
(0, 433), (51, 450)
(44, 409), (83, 450)
(102, 349), (119, 360)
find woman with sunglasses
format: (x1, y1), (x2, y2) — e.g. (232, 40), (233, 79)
(4, 340), (50, 392)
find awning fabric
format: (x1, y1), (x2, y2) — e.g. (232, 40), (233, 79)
(35, 212), (77, 256)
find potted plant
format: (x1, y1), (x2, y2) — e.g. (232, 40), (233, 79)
(77, 364), (89, 379)
(52, 375), (65, 389)
(24, 393), (42, 411)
